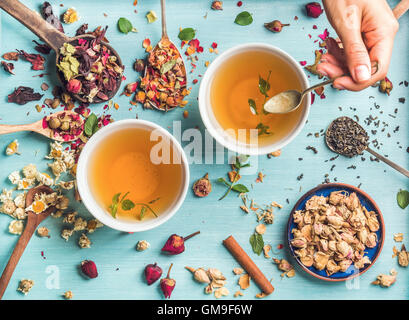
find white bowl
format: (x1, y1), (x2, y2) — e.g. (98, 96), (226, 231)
(198, 43), (310, 155)
(76, 119), (190, 232)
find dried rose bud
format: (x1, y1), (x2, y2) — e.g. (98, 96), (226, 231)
(305, 2), (323, 18)
(144, 263), (163, 285)
(264, 20), (290, 33)
(123, 82), (138, 95)
(80, 260), (98, 279)
(379, 76), (393, 95)
(192, 173), (212, 197)
(66, 79), (82, 94)
(134, 59), (146, 73)
(211, 0), (223, 10)
(160, 263), (176, 298)
(161, 231), (200, 255)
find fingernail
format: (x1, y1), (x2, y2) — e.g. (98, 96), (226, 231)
(354, 65), (370, 82)
(333, 83), (345, 90)
(318, 70), (328, 77)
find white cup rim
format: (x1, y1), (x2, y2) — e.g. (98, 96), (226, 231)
(198, 42), (310, 155)
(76, 119), (190, 232)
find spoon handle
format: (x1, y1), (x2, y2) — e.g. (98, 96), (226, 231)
(160, 0), (168, 38)
(0, 0), (70, 52)
(302, 78), (335, 96)
(0, 219), (37, 299)
(0, 123), (36, 136)
(366, 147), (409, 178)
(393, 0), (409, 19)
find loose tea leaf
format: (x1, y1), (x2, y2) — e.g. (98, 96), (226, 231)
(248, 98), (257, 115)
(258, 73), (271, 97)
(235, 11), (253, 26)
(122, 199), (135, 211)
(178, 28), (196, 41)
(118, 17), (133, 34)
(232, 184), (249, 193)
(249, 233), (264, 255)
(397, 190), (409, 209)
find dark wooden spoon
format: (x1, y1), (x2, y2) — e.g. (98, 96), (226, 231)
(0, 186), (56, 299)
(0, 0), (123, 104)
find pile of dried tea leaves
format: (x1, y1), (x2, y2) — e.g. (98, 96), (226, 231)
(326, 116), (369, 157)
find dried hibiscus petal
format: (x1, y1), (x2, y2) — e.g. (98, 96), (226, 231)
(1, 61), (15, 74)
(8, 86), (43, 105)
(2, 52), (19, 61)
(17, 50), (45, 71)
(33, 40), (51, 55)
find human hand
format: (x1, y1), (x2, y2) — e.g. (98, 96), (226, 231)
(317, 0), (399, 91)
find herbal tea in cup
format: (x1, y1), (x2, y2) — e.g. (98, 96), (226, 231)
(199, 43), (310, 155)
(77, 120), (189, 232)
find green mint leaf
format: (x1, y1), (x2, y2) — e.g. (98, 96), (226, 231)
(249, 233), (264, 255)
(119, 191), (130, 204)
(178, 28), (196, 41)
(397, 189), (409, 209)
(232, 184), (249, 194)
(217, 177), (231, 187)
(160, 59), (176, 75)
(258, 75), (270, 97)
(248, 98), (257, 115)
(256, 123), (271, 136)
(234, 11), (253, 26)
(84, 113), (98, 137)
(122, 199), (135, 211)
(112, 193), (121, 205)
(140, 206), (147, 220)
(118, 17), (133, 34)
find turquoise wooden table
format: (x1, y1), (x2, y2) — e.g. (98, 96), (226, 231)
(0, 0), (408, 300)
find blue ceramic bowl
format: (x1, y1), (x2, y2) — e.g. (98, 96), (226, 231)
(287, 183), (385, 281)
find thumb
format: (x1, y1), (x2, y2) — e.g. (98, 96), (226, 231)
(341, 30), (371, 83)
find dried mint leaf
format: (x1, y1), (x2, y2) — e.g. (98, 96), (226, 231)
(234, 11), (253, 26)
(84, 113), (98, 137)
(250, 233), (264, 255)
(397, 190), (409, 209)
(117, 17), (133, 34)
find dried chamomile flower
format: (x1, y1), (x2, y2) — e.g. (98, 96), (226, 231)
(63, 8), (79, 24)
(58, 180), (75, 190)
(238, 274), (250, 290)
(37, 226), (50, 238)
(17, 279), (34, 295)
(63, 290), (73, 299)
(78, 233), (91, 248)
(136, 240), (150, 251)
(394, 233), (404, 242)
(0, 188), (13, 203)
(36, 172), (54, 186)
(1, 199), (17, 215)
(25, 194), (48, 215)
(22, 164), (37, 179)
(372, 269), (397, 287)
(263, 212), (274, 224)
(17, 178), (35, 190)
(13, 207), (27, 220)
(9, 220), (24, 235)
(8, 171), (21, 185)
(255, 224), (266, 235)
(51, 210), (63, 218)
(5, 140), (20, 155)
(48, 159), (67, 178)
(61, 228), (74, 241)
(64, 212), (78, 226)
(214, 287), (229, 299)
(46, 141), (63, 160)
(56, 195), (69, 210)
(14, 193), (26, 208)
(73, 217), (87, 231)
(233, 267), (244, 275)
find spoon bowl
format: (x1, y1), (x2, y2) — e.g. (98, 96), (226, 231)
(0, 0), (124, 104)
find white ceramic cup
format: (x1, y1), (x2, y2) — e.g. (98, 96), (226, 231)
(198, 43), (310, 155)
(76, 119), (190, 232)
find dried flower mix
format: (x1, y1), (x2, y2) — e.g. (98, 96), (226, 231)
(57, 30), (123, 103)
(44, 112), (84, 142)
(290, 191), (380, 275)
(17, 279), (34, 295)
(161, 231), (200, 255)
(138, 38), (189, 111)
(160, 263), (176, 299)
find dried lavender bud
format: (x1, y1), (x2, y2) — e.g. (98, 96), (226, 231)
(264, 20), (290, 33)
(192, 173), (212, 197)
(326, 116), (369, 158)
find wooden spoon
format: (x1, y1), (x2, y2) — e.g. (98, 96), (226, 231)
(0, 186), (56, 299)
(144, 0), (187, 111)
(0, 0), (123, 104)
(0, 110), (84, 142)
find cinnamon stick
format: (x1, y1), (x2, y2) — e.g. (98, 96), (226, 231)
(223, 235), (274, 296)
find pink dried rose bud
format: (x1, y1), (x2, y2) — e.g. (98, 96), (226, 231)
(160, 263), (176, 299)
(161, 231), (200, 255)
(66, 79), (82, 94)
(145, 263), (163, 285)
(264, 20), (290, 33)
(81, 260), (98, 278)
(305, 2), (323, 18)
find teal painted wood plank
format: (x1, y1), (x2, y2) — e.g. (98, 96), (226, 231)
(0, 0), (407, 300)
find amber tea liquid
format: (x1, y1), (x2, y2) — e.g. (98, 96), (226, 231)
(89, 128), (183, 221)
(211, 50), (305, 145)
